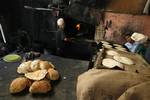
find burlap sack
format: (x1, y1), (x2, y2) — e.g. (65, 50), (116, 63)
(77, 69), (150, 100)
(117, 81), (150, 100)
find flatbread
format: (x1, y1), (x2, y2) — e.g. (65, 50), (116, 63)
(113, 44), (123, 47)
(102, 44), (112, 49)
(113, 55), (134, 65)
(115, 47), (127, 52)
(17, 61), (32, 74)
(30, 59), (41, 71)
(101, 41), (110, 44)
(25, 70), (47, 81)
(106, 50), (119, 56)
(102, 58), (123, 69)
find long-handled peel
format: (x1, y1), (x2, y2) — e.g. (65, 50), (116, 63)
(0, 24), (7, 43)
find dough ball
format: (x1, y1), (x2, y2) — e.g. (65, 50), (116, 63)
(57, 18), (65, 29)
(57, 18), (64, 26)
(9, 77), (29, 94)
(29, 80), (52, 93)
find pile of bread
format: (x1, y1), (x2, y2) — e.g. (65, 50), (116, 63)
(9, 59), (60, 94)
(102, 50), (134, 69)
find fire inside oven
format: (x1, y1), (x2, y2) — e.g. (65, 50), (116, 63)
(64, 17), (95, 39)
(76, 23), (80, 31)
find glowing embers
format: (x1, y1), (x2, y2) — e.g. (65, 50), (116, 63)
(76, 23), (80, 31)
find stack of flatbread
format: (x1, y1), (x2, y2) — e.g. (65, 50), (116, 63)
(101, 41), (113, 49)
(102, 49), (134, 69)
(102, 58), (124, 69)
(112, 43), (127, 52)
(102, 50), (123, 69)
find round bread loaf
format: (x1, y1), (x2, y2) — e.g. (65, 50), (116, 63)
(47, 68), (60, 80)
(9, 77), (29, 94)
(29, 80), (52, 93)
(40, 61), (52, 70)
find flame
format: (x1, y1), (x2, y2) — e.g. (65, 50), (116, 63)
(76, 24), (80, 31)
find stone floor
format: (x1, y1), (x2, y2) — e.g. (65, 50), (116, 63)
(0, 54), (89, 100)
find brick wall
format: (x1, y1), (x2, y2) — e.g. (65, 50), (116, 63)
(90, 7), (150, 44)
(104, 12), (150, 38)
